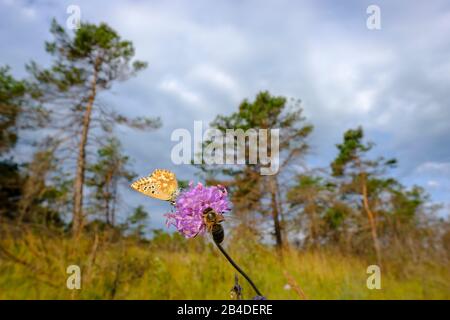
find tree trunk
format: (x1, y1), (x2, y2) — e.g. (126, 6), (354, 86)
(361, 173), (382, 267)
(104, 188), (110, 225)
(111, 181), (117, 226)
(269, 177), (283, 249)
(72, 61), (99, 237)
(308, 194), (318, 248)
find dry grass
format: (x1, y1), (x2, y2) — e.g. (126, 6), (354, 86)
(0, 229), (448, 300)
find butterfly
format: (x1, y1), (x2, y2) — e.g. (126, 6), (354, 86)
(130, 169), (179, 202)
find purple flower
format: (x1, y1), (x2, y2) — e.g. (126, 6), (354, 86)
(165, 182), (231, 238)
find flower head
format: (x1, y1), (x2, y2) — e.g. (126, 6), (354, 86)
(165, 182), (230, 238)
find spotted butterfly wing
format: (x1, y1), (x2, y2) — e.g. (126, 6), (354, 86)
(130, 169), (178, 201)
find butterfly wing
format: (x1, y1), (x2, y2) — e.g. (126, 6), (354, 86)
(151, 169), (178, 200)
(131, 169), (178, 201)
(130, 175), (159, 198)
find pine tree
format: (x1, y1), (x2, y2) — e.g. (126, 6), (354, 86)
(18, 137), (70, 226)
(27, 20), (161, 236)
(0, 66), (26, 154)
(86, 137), (135, 226)
(124, 205), (149, 239)
(287, 174), (331, 247)
(0, 66), (26, 219)
(331, 127), (397, 266)
(199, 91), (313, 249)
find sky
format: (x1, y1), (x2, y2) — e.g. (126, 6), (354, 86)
(1, 0), (449, 230)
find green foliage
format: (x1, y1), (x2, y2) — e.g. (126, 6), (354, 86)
(331, 126), (396, 178)
(27, 18), (160, 137)
(177, 179), (190, 190)
(211, 91), (313, 154)
(200, 91), (313, 246)
(18, 139), (69, 226)
(35, 19), (148, 91)
(332, 127), (368, 176)
(215, 91), (286, 129)
(0, 66), (26, 154)
(150, 229), (190, 251)
(0, 160), (22, 219)
(388, 184), (428, 225)
(86, 137), (135, 225)
(0, 65), (58, 222)
(287, 175), (328, 205)
(24, 19), (160, 234)
(324, 206), (347, 230)
(123, 205), (149, 238)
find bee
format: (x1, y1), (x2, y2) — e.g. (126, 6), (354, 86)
(203, 207), (225, 244)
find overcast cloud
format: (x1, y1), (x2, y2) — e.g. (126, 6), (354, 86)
(1, 0), (449, 229)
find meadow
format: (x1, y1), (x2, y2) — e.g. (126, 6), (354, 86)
(1, 226), (448, 300)
(1, 14), (450, 301)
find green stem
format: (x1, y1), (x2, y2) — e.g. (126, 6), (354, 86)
(214, 241), (263, 297)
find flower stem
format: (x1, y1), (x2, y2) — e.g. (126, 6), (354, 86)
(214, 241), (263, 297)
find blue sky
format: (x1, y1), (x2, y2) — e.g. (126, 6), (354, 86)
(1, 0), (449, 230)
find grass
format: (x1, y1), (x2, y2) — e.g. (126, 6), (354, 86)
(0, 230), (449, 299)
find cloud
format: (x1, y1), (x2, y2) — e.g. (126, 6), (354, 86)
(2, 0), (450, 226)
(416, 162), (450, 175)
(188, 64), (241, 100)
(1, 0), (37, 19)
(158, 78), (203, 106)
(427, 180), (440, 188)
